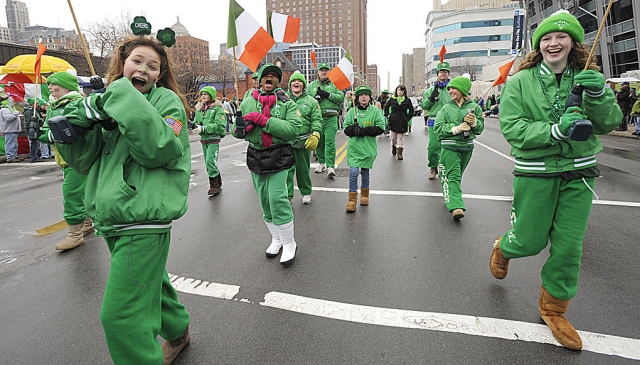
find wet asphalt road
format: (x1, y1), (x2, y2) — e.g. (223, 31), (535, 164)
(1, 116), (639, 364)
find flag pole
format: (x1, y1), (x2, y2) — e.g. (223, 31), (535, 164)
(584, 0), (615, 71)
(232, 48), (240, 101)
(66, 0), (96, 76)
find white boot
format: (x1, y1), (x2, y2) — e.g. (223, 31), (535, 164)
(265, 221), (282, 258)
(277, 221), (297, 265)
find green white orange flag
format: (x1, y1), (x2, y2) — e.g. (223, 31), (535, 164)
(227, 0), (275, 72)
(327, 51), (354, 91)
(268, 11), (300, 43)
(491, 53), (518, 87)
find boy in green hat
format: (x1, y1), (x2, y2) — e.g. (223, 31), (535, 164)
(489, 10), (621, 350)
(433, 75), (484, 220)
(421, 61), (452, 179)
(308, 62), (345, 177)
(286, 71), (322, 205)
(193, 85), (226, 196)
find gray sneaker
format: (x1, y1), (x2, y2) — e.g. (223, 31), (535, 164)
(327, 167), (336, 177)
(315, 164), (326, 173)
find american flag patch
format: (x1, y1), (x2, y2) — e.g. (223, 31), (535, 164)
(165, 116), (183, 136)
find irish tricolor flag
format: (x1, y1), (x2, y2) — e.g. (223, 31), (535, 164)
(327, 52), (354, 91)
(268, 11), (300, 43)
(227, 0), (275, 72)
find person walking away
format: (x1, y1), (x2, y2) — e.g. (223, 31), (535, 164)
(193, 86), (226, 196)
(286, 71), (322, 205)
(615, 81), (632, 131)
(233, 63), (303, 264)
(0, 94), (23, 163)
(421, 62), (452, 179)
(386, 85), (414, 160)
(308, 62), (345, 178)
(488, 10), (621, 351)
(222, 97), (234, 133)
(38, 72), (94, 249)
(434, 76), (484, 220)
(343, 85), (385, 212)
(55, 36), (193, 364)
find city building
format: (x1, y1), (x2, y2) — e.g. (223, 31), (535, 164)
(402, 47), (426, 96)
(266, 0), (367, 75)
(287, 42), (346, 84)
(167, 17), (210, 76)
(433, 0), (517, 11)
(5, 0), (28, 32)
(365, 64), (379, 96)
(15, 26), (77, 51)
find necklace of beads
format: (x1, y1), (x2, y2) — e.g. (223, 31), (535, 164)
(535, 65), (574, 122)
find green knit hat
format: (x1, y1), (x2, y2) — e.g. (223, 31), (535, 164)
(288, 71), (306, 88)
(354, 85), (372, 97)
(46, 71), (79, 92)
(317, 62), (330, 70)
(200, 86), (216, 99)
(437, 62), (450, 72)
(532, 10), (584, 50)
(447, 76), (472, 97)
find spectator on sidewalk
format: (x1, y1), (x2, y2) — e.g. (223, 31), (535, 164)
(631, 91), (640, 135)
(616, 82), (632, 131)
(0, 93), (23, 163)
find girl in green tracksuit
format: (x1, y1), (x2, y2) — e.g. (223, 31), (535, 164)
(194, 86), (226, 196)
(56, 36), (192, 365)
(233, 63), (303, 265)
(488, 11), (621, 351)
(434, 76), (484, 220)
(286, 71), (323, 205)
(343, 85), (385, 212)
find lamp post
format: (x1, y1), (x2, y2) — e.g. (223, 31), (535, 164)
(405, 77), (416, 96)
(415, 63), (430, 87)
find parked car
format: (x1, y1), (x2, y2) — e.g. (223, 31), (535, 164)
(410, 97), (422, 116)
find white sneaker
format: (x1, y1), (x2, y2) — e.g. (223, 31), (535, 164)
(327, 167), (336, 177)
(315, 164), (326, 173)
(302, 195), (312, 204)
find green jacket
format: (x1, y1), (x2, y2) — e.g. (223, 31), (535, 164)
(286, 89), (323, 149)
(195, 99), (226, 142)
(344, 105), (385, 169)
(421, 83), (452, 119)
(499, 62), (621, 174)
(56, 78), (191, 236)
(308, 78), (344, 118)
(39, 91), (84, 168)
(631, 99), (640, 117)
(234, 88), (302, 149)
(434, 99), (484, 151)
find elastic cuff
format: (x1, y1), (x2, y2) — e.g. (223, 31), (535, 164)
(201, 126), (206, 134)
(551, 124), (568, 140)
(584, 88), (605, 98)
(47, 130), (54, 143)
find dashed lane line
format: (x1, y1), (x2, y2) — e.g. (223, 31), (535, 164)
(168, 274), (640, 361)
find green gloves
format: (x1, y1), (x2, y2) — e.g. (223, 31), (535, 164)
(558, 106), (585, 135)
(305, 132), (320, 151)
(574, 70), (605, 93)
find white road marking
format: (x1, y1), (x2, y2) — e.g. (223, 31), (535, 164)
(168, 273), (640, 360)
(475, 140), (514, 161)
(191, 141), (247, 159)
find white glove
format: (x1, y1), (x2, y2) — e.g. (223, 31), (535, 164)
(193, 125), (202, 134)
(464, 113), (477, 127)
(451, 123), (470, 135)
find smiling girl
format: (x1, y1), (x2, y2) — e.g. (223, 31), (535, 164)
(56, 36), (192, 364)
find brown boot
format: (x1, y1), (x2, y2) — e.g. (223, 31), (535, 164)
(429, 168), (437, 180)
(55, 224), (85, 251)
(397, 147), (404, 160)
(360, 188), (370, 206)
(162, 326), (191, 365)
(346, 191), (358, 212)
(490, 236), (510, 279)
(207, 176), (220, 196)
(81, 217), (94, 236)
(539, 286), (582, 350)
(391, 145), (396, 155)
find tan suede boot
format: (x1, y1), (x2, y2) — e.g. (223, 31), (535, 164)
(346, 191), (358, 212)
(55, 224), (85, 251)
(490, 236), (510, 279)
(207, 176), (221, 196)
(397, 147), (404, 160)
(539, 286), (583, 350)
(81, 217), (94, 236)
(162, 326), (190, 365)
(360, 188), (370, 206)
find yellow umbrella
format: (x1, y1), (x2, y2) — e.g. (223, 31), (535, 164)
(2, 54), (75, 74)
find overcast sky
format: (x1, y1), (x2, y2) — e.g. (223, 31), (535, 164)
(19, 0), (432, 90)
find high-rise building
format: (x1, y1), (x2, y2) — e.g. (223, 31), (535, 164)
(6, 0), (29, 31)
(287, 42), (346, 83)
(167, 17), (210, 76)
(433, 0), (517, 11)
(266, 0), (367, 75)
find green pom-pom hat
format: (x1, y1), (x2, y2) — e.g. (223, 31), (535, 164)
(532, 10), (584, 50)
(446, 76), (472, 97)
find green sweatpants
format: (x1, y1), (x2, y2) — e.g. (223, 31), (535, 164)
(287, 147), (312, 198)
(252, 169), (294, 225)
(202, 142), (220, 178)
(500, 176), (594, 301)
(426, 123), (441, 169)
(438, 148), (472, 212)
(61, 166), (87, 225)
(316, 116), (338, 168)
(101, 232), (190, 365)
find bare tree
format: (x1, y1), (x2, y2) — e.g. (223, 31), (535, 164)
(210, 56), (243, 99)
(83, 12), (133, 75)
(451, 58), (480, 81)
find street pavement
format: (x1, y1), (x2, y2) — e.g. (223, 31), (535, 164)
(1, 116), (639, 364)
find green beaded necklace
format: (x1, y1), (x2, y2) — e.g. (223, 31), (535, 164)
(534, 65), (574, 122)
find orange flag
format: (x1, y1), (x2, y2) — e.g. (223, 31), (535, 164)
(34, 42), (47, 81)
(438, 44), (447, 62)
(310, 50), (317, 67)
(491, 54), (518, 87)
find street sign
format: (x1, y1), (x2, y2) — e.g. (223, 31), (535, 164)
(511, 9), (526, 55)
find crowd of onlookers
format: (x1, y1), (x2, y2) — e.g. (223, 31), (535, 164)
(614, 81), (640, 134)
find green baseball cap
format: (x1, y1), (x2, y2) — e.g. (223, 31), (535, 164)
(354, 85), (372, 97)
(437, 62), (450, 72)
(317, 62), (330, 70)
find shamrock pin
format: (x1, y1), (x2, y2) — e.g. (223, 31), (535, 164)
(157, 28), (176, 48)
(131, 16), (152, 36)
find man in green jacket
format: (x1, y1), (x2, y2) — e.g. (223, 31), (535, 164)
(286, 71), (322, 205)
(308, 62), (345, 177)
(421, 62), (452, 179)
(233, 63), (303, 265)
